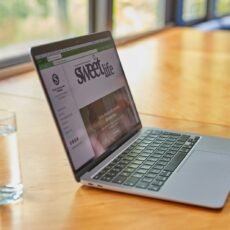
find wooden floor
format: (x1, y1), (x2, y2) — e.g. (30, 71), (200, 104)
(0, 27), (230, 230)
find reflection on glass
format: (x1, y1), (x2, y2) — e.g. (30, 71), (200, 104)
(182, 0), (207, 21)
(113, 0), (165, 38)
(0, 0), (88, 62)
(215, 0), (230, 16)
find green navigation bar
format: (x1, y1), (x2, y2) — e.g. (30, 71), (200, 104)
(37, 40), (114, 70)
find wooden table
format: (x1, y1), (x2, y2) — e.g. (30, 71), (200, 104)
(0, 28), (230, 230)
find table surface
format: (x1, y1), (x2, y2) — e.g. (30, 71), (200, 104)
(0, 28), (230, 230)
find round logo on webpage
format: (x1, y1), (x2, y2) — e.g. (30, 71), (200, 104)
(52, 73), (60, 85)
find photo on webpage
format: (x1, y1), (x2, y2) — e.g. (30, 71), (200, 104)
(80, 87), (137, 157)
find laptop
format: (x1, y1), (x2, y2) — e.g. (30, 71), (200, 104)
(31, 31), (230, 209)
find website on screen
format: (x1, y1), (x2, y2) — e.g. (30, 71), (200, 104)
(35, 38), (139, 170)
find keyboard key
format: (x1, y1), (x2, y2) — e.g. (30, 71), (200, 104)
(136, 169), (148, 174)
(133, 173), (144, 178)
(152, 154), (162, 158)
(144, 160), (156, 166)
(119, 163), (128, 168)
(148, 184), (160, 192)
(180, 147), (191, 153)
(164, 154), (174, 159)
(136, 181), (149, 189)
(104, 165), (113, 171)
(155, 175), (168, 182)
(125, 167), (136, 173)
(142, 177), (153, 183)
(124, 177), (139, 186)
(137, 156), (147, 161)
(167, 149), (177, 154)
(162, 156), (171, 162)
(124, 156), (135, 161)
(139, 143), (148, 147)
(150, 143), (160, 147)
(101, 175), (113, 182)
(120, 159), (130, 165)
(127, 152), (139, 157)
(147, 173), (157, 178)
(133, 160), (143, 165)
(113, 167), (122, 173)
(152, 180), (164, 186)
(106, 170), (118, 177)
(179, 135), (190, 141)
(135, 146), (145, 150)
(154, 150), (165, 155)
(140, 152), (151, 157)
(143, 149), (154, 154)
(112, 176), (127, 184)
(159, 170), (171, 177)
(176, 140), (186, 145)
(120, 171), (131, 177)
(140, 165), (151, 170)
(165, 151), (188, 172)
(148, 157), (158, 161)
(158, 147), (168, 151)
(157, 160), (168, 166)
(149, 169), (160, 174)
(153, 164), (164, 170)
(171, 146), (180, 151)
(128, 164), (139, 169)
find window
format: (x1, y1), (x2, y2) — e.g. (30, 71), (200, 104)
(182, 0), (208, 21)
(0, 0), (88, 67)
(1, 0), (190, 72)
(215, 0), (230, 16)
(113, 0), (166, 38)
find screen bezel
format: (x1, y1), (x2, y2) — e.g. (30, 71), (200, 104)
(31, 31), (142, 181)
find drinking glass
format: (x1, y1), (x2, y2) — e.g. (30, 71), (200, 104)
(0, 110), (23, 205)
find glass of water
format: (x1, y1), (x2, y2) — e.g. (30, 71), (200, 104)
(0, 110), (23, 205)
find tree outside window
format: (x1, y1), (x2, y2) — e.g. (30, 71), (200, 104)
(0, 0), (88, 63)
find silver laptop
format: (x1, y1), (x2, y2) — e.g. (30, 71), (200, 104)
(31, 31), (230, 209)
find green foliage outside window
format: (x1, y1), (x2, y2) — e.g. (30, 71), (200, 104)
(0, 0), (87, 48)
(216, 0), (230, 16)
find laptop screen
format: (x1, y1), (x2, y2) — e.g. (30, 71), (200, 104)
(32, 32), (141, 172)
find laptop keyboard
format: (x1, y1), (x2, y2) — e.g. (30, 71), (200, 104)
(93, 130), (200, 192)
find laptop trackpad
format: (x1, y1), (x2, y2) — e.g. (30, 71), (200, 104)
(162, 150), (230, 208)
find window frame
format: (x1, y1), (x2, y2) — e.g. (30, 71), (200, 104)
(175, 0), (209, 26)
(0, 0), (182, 77)
(110, 0), (169, 39)
(211, 0), (230, 18)
(0, 0), (92, 75)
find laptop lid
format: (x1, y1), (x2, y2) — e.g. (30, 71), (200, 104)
(31, 31), (142, 181)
